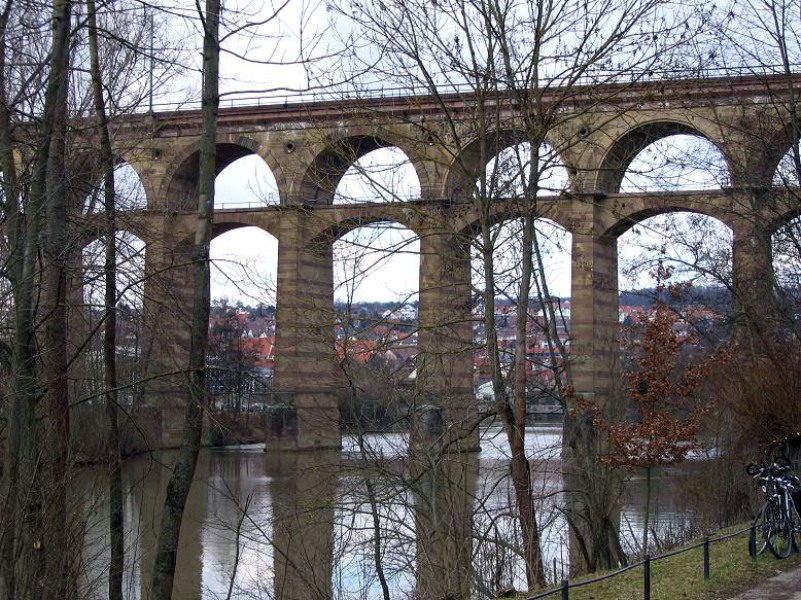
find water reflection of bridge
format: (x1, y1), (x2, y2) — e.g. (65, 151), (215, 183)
(79, 427), (697, 598)
(81, 430), (559, 598)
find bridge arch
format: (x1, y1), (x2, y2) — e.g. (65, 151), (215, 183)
(163, 136), (282, 211)
(746, 120), (801, 188)
(332, 220), (420, 302)
(295, 129), (432, 206)
(78, 229), (147, 308)
(773, 215), (801, 294)
(212, 215), (280, 240)
(773, 148), (800, 188)
(617, 210), (733, 290)
(306, 211), (423, 257)
(215, 155), (280, 209)
(210, 225), (279, 306)
(602, 199), (737, 241)
(79, 157), (149, 214)
(597, 120), (731, 194)
(485, 141), (570, 197)
(470, 215), (573, 298)
(74, 209), (155, 251)
(771, 129), (801, 190)
(73, 230), (147, 405)
(451, 198), (573, 238)
(444, 129), (574, 200)
(334, 146), (421, 204)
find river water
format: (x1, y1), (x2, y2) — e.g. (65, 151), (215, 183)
(75, 425), (706, 599)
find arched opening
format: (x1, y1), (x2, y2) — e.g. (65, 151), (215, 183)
(215, 154), (279, 208)
(333, 221), (420, 431)
(619, 134), (729, 193)
(82, 231), (146, 309)
(773, 216), (801, 323)
(166, 142), (264, 212)
(334, 223), (419, 303)
(334, 147), (420, 204)
(78, 231), (146, 408)
(83, 161), (147, 213)
(773, 146), (801, 188)
(472, 217), (572, 406)
(616, 212), (733, 553)
(470, 215), (571, 583)
(482, 142), (570, 198)
(210, 226), (278, 306)
(209, 227), (278, 415)
(617, 211), (733, 339)
(618, 212), (733, 293)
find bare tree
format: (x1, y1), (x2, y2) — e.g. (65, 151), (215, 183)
(325, 0), (714, 586)
(0, 1), (75, 597)
(610, 0), (801, 539)
(0, 1), (189, 596)
(148, 0), (220, 596)
(86, 0), (125, 596)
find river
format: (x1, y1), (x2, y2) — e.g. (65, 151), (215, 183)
(75, 425), (709, 599)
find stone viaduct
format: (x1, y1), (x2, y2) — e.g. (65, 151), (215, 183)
(88, 73), (801, 450)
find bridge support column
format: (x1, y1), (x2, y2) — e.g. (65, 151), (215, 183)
(732, 212), (780, 348)
(568, 228), (619, 407)
(271, 209), (341, 450)
(562, 209), (626, 574)
(140, 216), (197, 448)
(416, 228), (478, 451)
(411, 405), (477, 598)
(66, 243), (87, 395)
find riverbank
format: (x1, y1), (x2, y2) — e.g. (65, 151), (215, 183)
(513, 524), (801, 600)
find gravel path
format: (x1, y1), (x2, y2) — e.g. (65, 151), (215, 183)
(727, 566), (801, 599)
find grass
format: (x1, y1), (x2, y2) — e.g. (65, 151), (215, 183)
(522, 525), (801, 600)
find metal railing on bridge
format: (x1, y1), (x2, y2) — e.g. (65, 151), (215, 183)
(122, 64), (801, 116)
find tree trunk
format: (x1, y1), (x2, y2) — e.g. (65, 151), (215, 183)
(508, 211), (546, 589)
(0, 4), (23, 595)
(2, 1), (76, 597)
(149, 0), (219, 596)
(86, 1), (124, 597)
(642, 467), (651, 557)
(562, 411), (627, 574)
(36, 2), (74, 597)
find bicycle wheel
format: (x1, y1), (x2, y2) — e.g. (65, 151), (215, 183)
(751, 504), (770, 557)
(766, 501), (794, 559)
(790, 499), (801, 553)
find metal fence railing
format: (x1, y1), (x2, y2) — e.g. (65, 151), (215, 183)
(526, 525), (754, 600)
(124, 65), (801, 116)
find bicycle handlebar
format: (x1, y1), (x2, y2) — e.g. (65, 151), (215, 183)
(747, 457), (794, 479)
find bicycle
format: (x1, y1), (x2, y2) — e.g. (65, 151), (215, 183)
(748, 456), (801, 559)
